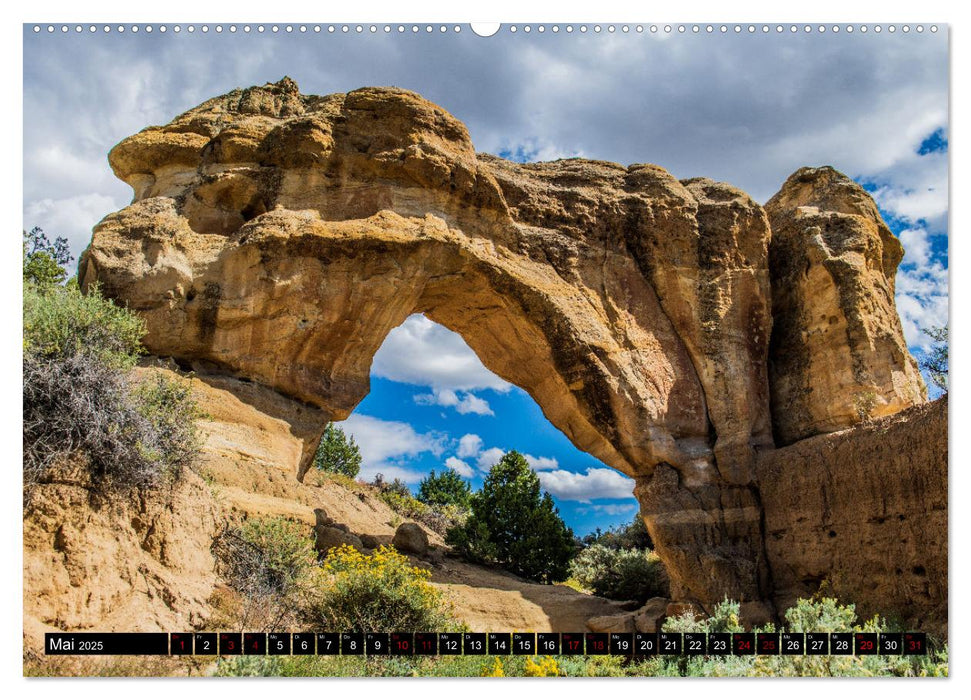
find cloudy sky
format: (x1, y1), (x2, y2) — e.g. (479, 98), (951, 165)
(23, 24), (948, 534)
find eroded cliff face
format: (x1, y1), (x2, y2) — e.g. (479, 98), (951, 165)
(78, 78), (935, 616)
(758, 397), (947, 633)
(765, 167), (927, 445)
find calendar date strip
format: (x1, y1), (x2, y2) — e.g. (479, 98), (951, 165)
(44, 631), (928, 656)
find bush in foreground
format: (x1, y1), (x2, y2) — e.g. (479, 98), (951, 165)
(308, 544), (455, 632)
(23, 281), (200, 493)
(211, 516), (319, 630)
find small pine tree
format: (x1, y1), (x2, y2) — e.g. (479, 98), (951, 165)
(446, 450), (576, 583)
(313, 423), (362, 478)
(418, 468), (472, 508)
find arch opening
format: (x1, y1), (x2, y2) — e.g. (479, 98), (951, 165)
(334, 313), (642, 536)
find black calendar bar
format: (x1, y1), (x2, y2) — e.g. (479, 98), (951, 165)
(43, 631), (930, 656)
(44, 633), (168, 655)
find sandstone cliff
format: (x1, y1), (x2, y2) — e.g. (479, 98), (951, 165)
(765, 166), (926, 445)
(758, 396), (947, 634)
(73, 78), (939, 621)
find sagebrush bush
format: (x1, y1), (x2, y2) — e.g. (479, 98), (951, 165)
(211, 516), (319, 630)
(23, 281), (200, 494)
(24, 281), (145, 370)
(642, 596), (949, 677)
(568, 544), (668, 603)
(373, 476), (465, 536)
(308, 544), (455, 632)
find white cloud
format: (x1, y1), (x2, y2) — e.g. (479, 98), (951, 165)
(537, 468), (636, 503)
(444, 457), (475, 478)
(456, 434), (483, 459)
(476, 447), (507, 471)
(525, 454), (559, 471)
(869, 150), (948, 233)
(470, 446), (559, 473)
(335, 414), (446, 484)
(578, 503), (639, 517)
(24, 193), (124, 272)
(894, 226), (949, 353)
(414, 388), (494, 416)
(898, 228), (933, 268)
(372, 315), (511, 393)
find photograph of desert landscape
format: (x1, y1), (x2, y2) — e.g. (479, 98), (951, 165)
(21, 20), (948, 678)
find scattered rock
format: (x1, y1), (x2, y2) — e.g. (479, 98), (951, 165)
(634, 597), (672, 633)
(314, 524), (364, 555)
(359, 533), (380, 550)
(392, 522), (429, 556)
(587, 613), (636, 633)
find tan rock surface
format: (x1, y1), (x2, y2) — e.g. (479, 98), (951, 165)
(757, 396), (947, 634)
(79, 79), (782, 606)
(71, 79), (941, 622)
(765, 166), (926, 445)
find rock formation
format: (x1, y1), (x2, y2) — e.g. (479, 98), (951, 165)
(758, 397), (947, 632)
(765, 167), (927, 445)
(78, 79), (939, 621)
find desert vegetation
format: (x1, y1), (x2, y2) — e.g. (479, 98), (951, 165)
(22, 228), (201, 498)
(445, 450), (576, 583)
(210, 515), (456, 636)
(205, 594), (946, 678)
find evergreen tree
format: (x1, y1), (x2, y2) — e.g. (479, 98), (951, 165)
(418, 468), (472, 508)
(313, 423), (362, 478)
(446, 450), (576, 583)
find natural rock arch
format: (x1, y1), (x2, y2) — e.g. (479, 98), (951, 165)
(80, 78), (930, 618)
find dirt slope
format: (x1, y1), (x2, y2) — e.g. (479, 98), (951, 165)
(23, 362), (628, 662)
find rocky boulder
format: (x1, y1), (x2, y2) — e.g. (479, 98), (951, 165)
(392, 522), (430, 556)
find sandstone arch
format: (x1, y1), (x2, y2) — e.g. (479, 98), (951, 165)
(79, 79), (934, 619)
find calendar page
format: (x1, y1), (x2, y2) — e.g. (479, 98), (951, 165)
(21, 18), (949, 679)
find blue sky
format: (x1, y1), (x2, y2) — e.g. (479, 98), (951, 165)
(22, 25), (948, 535)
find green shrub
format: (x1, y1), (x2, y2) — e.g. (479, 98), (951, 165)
(635, 597), (948, 677)
(236, 517), (318, 594)
(308, 544), (455, 632)
(211, 516), (318, 630)
(446, 451), (576, 583)
(22, 250), (203, 495)
(568, 544), (668, 603)
(371, 474), (464, 536)
(313, 423), (362, 478)
(582, 514), (653, 550)
(24, 281), (146, 370)
(418, 468), (472, 508)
